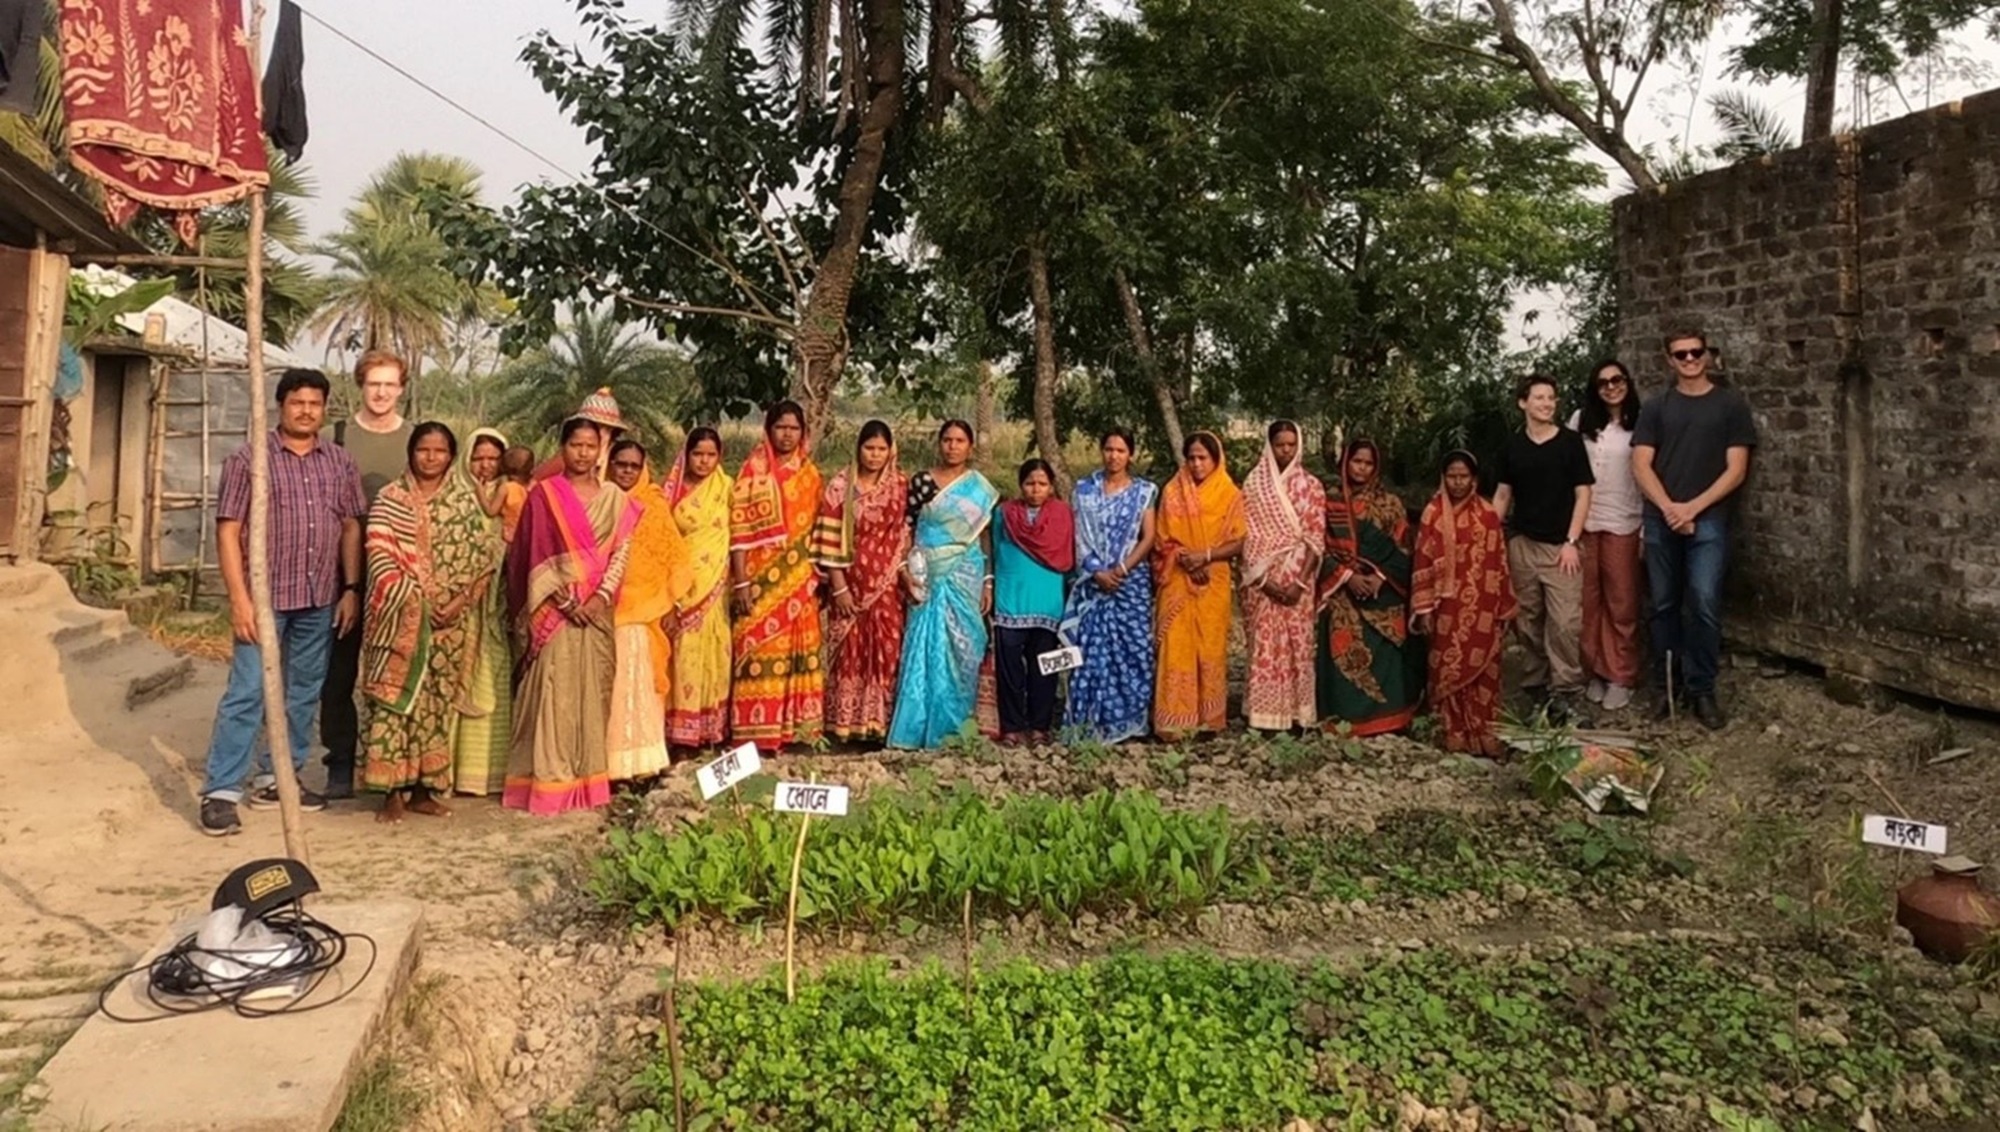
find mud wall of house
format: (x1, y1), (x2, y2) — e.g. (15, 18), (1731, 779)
(1613, 88), (2000, 711)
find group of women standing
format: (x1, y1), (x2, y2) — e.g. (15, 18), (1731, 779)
(349, 367), (1644, 820)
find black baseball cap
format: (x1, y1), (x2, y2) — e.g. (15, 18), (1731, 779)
(211, 858), (320, 919)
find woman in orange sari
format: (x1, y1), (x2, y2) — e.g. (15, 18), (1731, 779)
(814, 419), (910, 743)
(1153, 431), (1245, 739)
(1412, 450), (1517, 756)
(729, 400), (825, 750)
(606, 439), (693, 783)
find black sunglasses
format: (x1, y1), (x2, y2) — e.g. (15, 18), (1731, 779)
(1594, 375), (1628, 388)
(1670, 348), (1707, 361)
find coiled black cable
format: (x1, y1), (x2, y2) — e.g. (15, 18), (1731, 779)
(95, 904), (378, 1023)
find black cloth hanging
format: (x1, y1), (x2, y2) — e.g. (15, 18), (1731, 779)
(261, 0), (308, 161)
(0, 0), (43, 117)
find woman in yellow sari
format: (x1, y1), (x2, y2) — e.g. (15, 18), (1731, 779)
(453, 427), (514, 795)
(1153, 431), (1246, 739)
(606, 439), (693, 783)
(666, 428), (735, 752)
(729, 401), (825, 750)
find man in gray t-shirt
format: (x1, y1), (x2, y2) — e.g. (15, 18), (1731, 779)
(1631, 329), (1758, 731)
(317, 350), (415, 798)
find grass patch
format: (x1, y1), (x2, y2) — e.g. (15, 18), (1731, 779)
(331, 1056), (424, 1132)
(621, 942), (1997, 1131)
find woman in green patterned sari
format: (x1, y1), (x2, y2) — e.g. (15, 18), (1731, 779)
(361, 423), (504, 821)
(453, 428), (513, 795)
(1316, 438), (1420, 736)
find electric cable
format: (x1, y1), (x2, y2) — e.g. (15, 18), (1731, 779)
(95, 903), (378, 1023)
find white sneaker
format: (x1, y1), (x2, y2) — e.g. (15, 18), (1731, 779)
(1602, 684), (1633, 711)
(1585, 679), (1606, 704)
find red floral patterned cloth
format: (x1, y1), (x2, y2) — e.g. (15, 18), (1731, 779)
(60, 0), (269, 243)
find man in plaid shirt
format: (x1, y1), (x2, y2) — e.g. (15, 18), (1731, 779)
(199, 368), (368, 837)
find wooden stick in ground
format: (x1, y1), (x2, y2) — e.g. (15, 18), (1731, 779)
(784, 804), (813, 1003)
(239, 2), (308, 867)
(664, 935), (687, 1132)
(1665, 649), (1677, 726)
(961, 889), (974, 1018)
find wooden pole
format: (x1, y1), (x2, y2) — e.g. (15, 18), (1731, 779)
(783, 777), (815, 1003)
(74, 253), (251, 270)
(241, 1), (310, 865)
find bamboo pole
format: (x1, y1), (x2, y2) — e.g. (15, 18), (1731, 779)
(74, 253), (251, 270)
(784, 806), (812, 1004)
(240, 1), (310, 865)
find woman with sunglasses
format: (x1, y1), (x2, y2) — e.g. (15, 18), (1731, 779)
(1570, 360), (1644, 712)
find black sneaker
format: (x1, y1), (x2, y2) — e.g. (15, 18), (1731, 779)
(245, 784), (328, 812)
(323, 767), (355, 801)
(1653, 695), (1681, 722)
(1692, 694), (1726, 731)
(200, 797), (242, 837)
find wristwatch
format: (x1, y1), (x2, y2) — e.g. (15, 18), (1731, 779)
(342, 581), (362, 594)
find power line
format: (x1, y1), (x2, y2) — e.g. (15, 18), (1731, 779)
(293, 5), (583, 184)
(291, 3), (792, 322)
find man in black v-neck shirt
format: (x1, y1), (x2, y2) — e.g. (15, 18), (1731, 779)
(1493, 373), (1594, 719)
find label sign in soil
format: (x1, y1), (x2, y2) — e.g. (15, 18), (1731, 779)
(696, 742), (762, 800)
(1862, 814), (1948, 854)
(1037, 645), (1084, 676)
(774, 782), (850, 816)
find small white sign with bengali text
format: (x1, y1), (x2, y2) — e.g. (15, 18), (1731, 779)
(695, 742), (762, 800)
(1861, 814), (1948, 855)
(1037, 645), (1084, 676)
(773, 781), (851, 817)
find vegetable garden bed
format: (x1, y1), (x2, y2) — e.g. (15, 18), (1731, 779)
(593, 787), (1692, 932)
(616, 941), (1997, 1132)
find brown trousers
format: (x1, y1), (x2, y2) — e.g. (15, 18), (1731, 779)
(1580, 530), (1643, 688)
(1507, 536), (1584, 694)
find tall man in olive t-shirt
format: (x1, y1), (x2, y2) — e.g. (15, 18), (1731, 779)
(1493, 373), (1595, 722)
(1632, 329), (1758, 731)
(318, 348), (415, 797)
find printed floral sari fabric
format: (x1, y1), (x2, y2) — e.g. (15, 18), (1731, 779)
(60, 0), (269, 242)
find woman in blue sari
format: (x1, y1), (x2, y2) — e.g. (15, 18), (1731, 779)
(888, 420), (1000, 749)
(1062, 427), (1159, 743)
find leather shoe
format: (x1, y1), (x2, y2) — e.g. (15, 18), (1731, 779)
(1692, 694), (1726, 731)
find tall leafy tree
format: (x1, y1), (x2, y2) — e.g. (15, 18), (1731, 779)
(444, 0), (1061, 434)
(1729, 0), (2000, 139)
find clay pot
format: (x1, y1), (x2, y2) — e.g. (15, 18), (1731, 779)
(1896, 856), (2000, 963)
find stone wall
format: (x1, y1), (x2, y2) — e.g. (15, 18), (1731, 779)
(1613, 88), (2000, 711)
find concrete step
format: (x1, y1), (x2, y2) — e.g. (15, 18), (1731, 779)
(0, 565), (66, 611)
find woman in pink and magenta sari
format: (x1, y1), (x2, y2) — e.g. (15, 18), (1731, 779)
(504, 417), (642, 815)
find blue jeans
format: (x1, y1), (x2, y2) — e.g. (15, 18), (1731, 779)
(1643, 510), (1730, 696)
(200, 605), (335, 801)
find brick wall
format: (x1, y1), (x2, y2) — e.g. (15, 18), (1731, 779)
(1614, 88), (2000, 711)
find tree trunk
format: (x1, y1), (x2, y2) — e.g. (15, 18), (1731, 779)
(1802, 0), (1844, 140)
(1025, 236), (1070, 492)
(1485, 0), (1659, 192)
(974, 358), (996, 456)
(1112, 267), (1184, 458)
(791, 0), (907, 440)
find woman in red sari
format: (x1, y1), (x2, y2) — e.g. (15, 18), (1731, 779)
(729, 400), (826, 750)
(814, 419), (910, 743)
(1412, 450), (1518, 757)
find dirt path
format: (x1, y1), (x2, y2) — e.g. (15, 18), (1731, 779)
(0, 658), (595, 1126)
(3, 636), (1996, 1130)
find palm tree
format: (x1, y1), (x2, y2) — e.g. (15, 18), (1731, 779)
(309, 152), (492, 381)
(491, 304), (699, 450)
